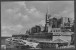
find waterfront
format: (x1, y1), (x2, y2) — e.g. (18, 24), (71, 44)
(1, 36), (75, 50)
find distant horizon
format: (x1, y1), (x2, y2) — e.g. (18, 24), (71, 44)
(1, 36), (11, 37)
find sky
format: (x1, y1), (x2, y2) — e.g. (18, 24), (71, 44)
(1, 1), (74, 37)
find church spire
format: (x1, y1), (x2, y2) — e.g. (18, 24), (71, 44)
(45, 5), (50, 32)
(47, 5), (50, 15)
(46, 5), (49, 24)
(46, 5), (51, 19)
(46, 5), (49, 17)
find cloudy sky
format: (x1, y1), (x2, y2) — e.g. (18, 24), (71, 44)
(1, 1), (74, 37)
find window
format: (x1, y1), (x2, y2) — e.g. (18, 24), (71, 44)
(54, 30), (55, 32)
(51, 31), (52, 32)
(56, 30), (57, 32)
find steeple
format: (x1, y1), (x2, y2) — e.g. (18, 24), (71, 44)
(47, 5), (51, 18)
(45, 5), (51, 32)
(46, 5), (51, 25)
(46, 5), (49, 18)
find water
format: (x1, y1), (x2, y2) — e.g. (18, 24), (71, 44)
(1, 36), (75, 50)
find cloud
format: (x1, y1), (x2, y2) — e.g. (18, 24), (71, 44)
(6, 8), (19, 14)
(1, 1), (74, 37)
(14, 12), (29, 21)
(53, 5), (74, 20)
(38, 20), (45, 26)
(68, 12), (74, 20)
(14, 1), (26, 8)
(61, 7), (73, 15)
(1, 24), (24, 37)
(22, 15), (29, 21)
(27, 7), (45, 19)
(5, 2), (26, 14)
(1, 31), (12, 37)
(1, 24), (23, 31)
(61, 8), (74, 19)
(28, 7), (37, 13)
(14, 13), (22, 19)
(5, 2), (45, 23)
(16, 25), (23, 28)
(17, 13), (22, 16)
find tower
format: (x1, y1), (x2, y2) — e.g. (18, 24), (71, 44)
(45, 6), (51, 32)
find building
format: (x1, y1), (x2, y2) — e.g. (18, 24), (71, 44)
(71, 34), (74, 45)
(61, 17), (73, 27)
(38, 25), (45, 31)
(28, 32), (53, 40)
(31, 25), (41, 34)
(12, 34), (28, 40)
(24, 7), (74, 48)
